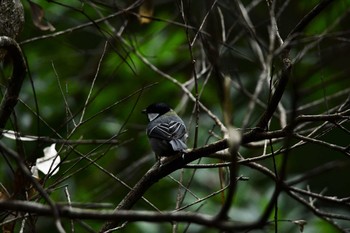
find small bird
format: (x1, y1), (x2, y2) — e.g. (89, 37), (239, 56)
(142, 102), (188, 161)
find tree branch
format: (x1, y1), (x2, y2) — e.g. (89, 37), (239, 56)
(0, 200), (261, 231)
(0, 36), (27, 129)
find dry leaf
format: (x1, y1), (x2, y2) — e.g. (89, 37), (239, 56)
(31, 165), (39, 179)
(28, 0), (55, 31)
(0, 184), (10, 201)
(293, 219), (307, 232)
(138, 0), (153, 24)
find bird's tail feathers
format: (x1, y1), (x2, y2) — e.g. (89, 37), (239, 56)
(169, 139), (187, 152)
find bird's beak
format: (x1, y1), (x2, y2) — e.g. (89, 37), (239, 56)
(141, 109), (147, 114)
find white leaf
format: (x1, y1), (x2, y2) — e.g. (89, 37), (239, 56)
(36, 143), (60, 175)
(31, 165), (39, 179)
(2, 130), (38, 141)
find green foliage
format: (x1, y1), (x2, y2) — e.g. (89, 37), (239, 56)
(0, 0), (349, 232)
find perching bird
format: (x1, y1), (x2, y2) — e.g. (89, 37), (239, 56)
(142, 102), (188, 161)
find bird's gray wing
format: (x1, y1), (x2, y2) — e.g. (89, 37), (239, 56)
(148, 121), (187, 152)
(148, 120), (187, 141)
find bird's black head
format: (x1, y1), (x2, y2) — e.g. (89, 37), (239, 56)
(142, 102), (172, 115)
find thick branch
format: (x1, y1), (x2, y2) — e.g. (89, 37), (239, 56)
(0, 36), (27, 129)
(100, 107), (349, 231)
(100, 129), (279, 231)
(0, 200), (259, 231)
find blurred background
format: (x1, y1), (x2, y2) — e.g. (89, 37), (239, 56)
(1, 0), (350, 232)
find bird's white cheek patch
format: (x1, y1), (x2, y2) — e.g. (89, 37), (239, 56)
(148, 113), (159, 121)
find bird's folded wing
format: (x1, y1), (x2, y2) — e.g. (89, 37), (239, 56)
(148, 121), (187, 141)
